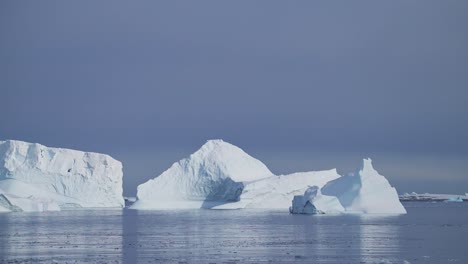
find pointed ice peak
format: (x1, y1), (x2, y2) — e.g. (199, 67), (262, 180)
(182, 139), (274, 182)
(199, 139), (234, 151)
(191, 139), (249, 160)
(348, 158), (378, 178)
(353, 157), (387, 181)
(360, 158), (374, 172)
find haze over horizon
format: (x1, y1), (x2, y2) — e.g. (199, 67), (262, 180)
(1, 1), (467, 196)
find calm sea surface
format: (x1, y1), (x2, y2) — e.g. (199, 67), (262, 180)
(0, 202), (467, 263)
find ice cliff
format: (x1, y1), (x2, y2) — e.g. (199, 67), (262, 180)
(0, 140), (124, 212)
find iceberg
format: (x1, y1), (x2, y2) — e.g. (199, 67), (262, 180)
(445, 197), (463, 203)
(132, 140), (405, 213)
(132, 139), (275, 209)
(400, 192), (467, 202)
(132, 140), (340, 210)
(320, 158), (407, 214)
(0, 140), (124, 212)
(289, 186), (344, 214)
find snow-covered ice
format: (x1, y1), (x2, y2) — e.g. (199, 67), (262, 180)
(132, 140), (405, 213)
(289, 186), (344, 214)
(212, 170), (340, 209)
(320, 158), (407, 214)
(0, 140), (124, 212)
(132, 140), (339, 210)
(132, 140), (275, 209)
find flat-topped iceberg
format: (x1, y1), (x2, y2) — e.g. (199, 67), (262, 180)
(400, 192), (467, 202)
(0, 140), (124, 212)
(132, 140), (339, 210)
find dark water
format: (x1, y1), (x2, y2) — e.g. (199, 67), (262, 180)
(0, 202), (467, 263)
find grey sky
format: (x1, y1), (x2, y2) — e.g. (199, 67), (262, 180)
(1, 1), (467, 195)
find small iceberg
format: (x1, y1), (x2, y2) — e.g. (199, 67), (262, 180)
(290, 158), (407, 214)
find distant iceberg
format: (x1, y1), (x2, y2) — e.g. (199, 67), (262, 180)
(0, 140), (124, 212)
(445, 197), (463, 203)
(400, 192), (467, 202)
(291, 159), (406, 214)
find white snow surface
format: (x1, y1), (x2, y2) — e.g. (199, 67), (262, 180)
(132, 140), (275, 209)
(132, 140), (341, 210)
(321, 158), (407, 214)
(132, 140), (405, 213)
(212, 170), (340, 209)
(289, 186), (345, 214)
(0, 140), (124, 212)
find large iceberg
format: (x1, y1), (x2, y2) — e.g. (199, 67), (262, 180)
(131, 140), (340, 210)
(319, 158), (407, 214)
(0, 140), (124, 212)
(132, 140), (405, 213)
(132, 139), (274, 209)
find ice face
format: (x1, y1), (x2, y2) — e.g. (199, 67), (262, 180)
(213, 170), (341, 209)
(321, 158), (407, 214)
(289, 186), (345, 214)
(0, 140), (124, 212)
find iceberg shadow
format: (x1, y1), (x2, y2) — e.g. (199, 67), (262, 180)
(200, 179), (244, 209)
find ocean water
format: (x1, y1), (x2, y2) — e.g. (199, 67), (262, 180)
(0, 202), (466, 263)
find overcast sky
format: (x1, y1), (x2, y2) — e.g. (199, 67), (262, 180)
(1, 1), (467, 196)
